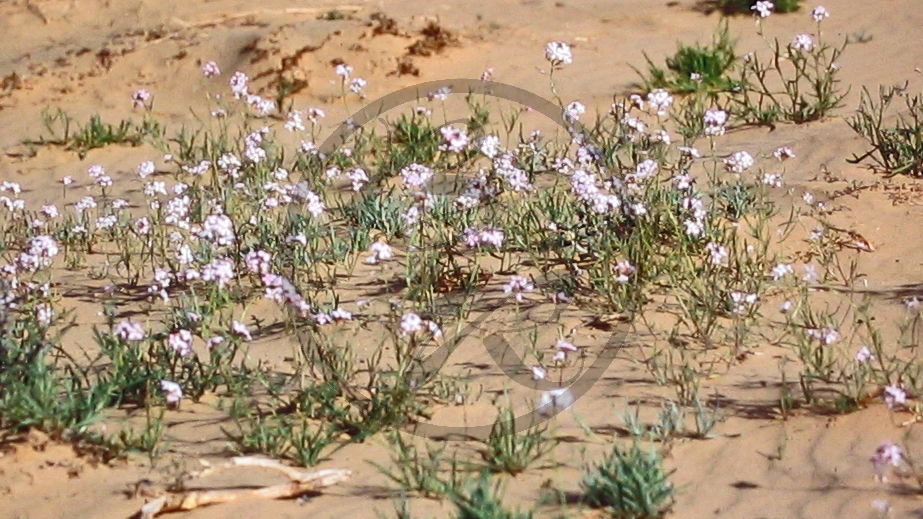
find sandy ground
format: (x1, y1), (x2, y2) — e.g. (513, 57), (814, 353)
(2, 1), (923, 518)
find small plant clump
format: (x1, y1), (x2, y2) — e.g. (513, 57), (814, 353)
(582, 442), (675, 519)
(848, 83), (923, 177)
(451, 473), (534, 519)
(639, 21), (740, 94)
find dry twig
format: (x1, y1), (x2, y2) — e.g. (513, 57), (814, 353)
(137, 457), (350, 518)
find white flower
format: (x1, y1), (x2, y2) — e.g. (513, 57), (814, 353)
(160, 380), (183, 404)
(346, 168), (369, 191)
(439, 126), (469, 153)
(706, 242), (729, 265)
(678, 146), (701, 158)
(401, 312), (424, 335)
(730, 291), (758, 314)
(200, 213), (235, 246)
(366, 241), (394, 264)
(252, 96), (276, 116)
(545, 41), (573, 65)
(646, 89), (673, 115)
(855, 346), (874, 363)
(614, 260), (635, 283)
(684, 218), (704, 237)
(115, 320), (146, 341)
(76, 196), (97, 212)
(885, 386), (906, 408)
(703, 108), (728, 137)
(202, 61), (221, 77)
(651, 130), (671, 144)
(349, 77), (367, 94)
(806, 327), (840, 345)
(762, 173), (783, 188)
(201, 258), (235, 288)
(503, 275), (535, 303)
(36, 303), (54, 325)
(723, 151), (755, 173)
(773, 146), (795, 161)
(284, 110), (305, 132)
(479, 135), (502, 158)
(229, 71), (249, 98)
(871, 441), (903, 471)
(810, 6), (829, 22)
(751, 0), (773, 18)
(564, 101), (586, 121)
(400, 163), (434, 189)
(167, 329), (194, 356)
(232, 320), (252, 341)
(792, 34), (814, 52)
(331, 307), (353, 321)
(41, 205), (59, 218)
(556, 339), (577, 352)
(537, 388), (575, 414)
(802, 264), (818, 282)
(1, 181), (21, 194)
(244, 250), (272, 274)
(532, 366), (547, 381)
(132, 89), (151, 109)
(428, 86), (452, 101)
(335, 63), (353, 78)
(771, 263), (794, 280)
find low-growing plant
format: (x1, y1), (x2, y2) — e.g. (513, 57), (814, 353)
(24, 108), (163, 159)
(479, 400), (556, 474)
(637, 21), (739, 94)
(374, 431), (464, 498)
(731, 14), (847, 124)
(582, 441), (675, 519)
(228, 412), (337, 467)
(451, 473), (534, 519)
(848, 83), (923, 177)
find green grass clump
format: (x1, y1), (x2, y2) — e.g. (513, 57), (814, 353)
(638, 21), (739, 94)
(582, 442), (674, 519)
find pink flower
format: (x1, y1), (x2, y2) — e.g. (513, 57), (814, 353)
(132, 89), (152, 109)
(167, 330), (193, 356)
(870, 441), (902, 475)
(503, 275), (535, 303)
(556, 339), (577, 352)
(751, 1), (773, 18)
(792, 34), (814, 52)
(201, 61), (221, 78)
(537, 388), (575, 414)
(115, 320), (146, 341)
(884, 385), (906, 408)
(401, 312), (423, 335)
(231, 320), (252, 341)
(810, 6), (830, 22)
(160, 380), (183, 405)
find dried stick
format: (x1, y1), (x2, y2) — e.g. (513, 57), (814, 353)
(137, 457), (350, 518)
